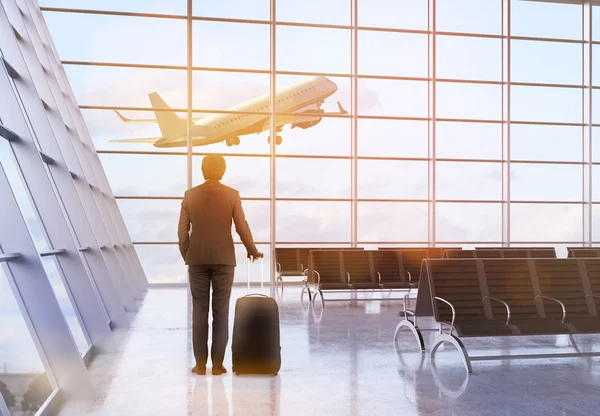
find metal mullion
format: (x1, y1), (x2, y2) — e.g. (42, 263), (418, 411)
(39, 6), (186, 20)
(27, 0), (144, 308)
(270, 0), (276, 284)
(351, 0), (358, 247)
(187, 0), (192, 191)
(428, 0), (436, 247)
(588, 3), (594, 246)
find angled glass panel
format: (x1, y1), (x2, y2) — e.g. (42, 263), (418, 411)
(358, 0), (427, 30)
(276, 202), (351, 242)
(357, 160), (427, 200)
(277, 158), (351, 198)
(436, 122), (501, 160)
(436, 203), (502, 243)
(511, 204), (582, 242)
(0, 267), (54, 415)
(437, 0), (501, 35)
(358, 202), (427, 243)
(357, 119), (427, 158)
(43, 12), (187, 65)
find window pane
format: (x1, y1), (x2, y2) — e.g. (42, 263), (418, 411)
(358, 160), (427, 200)
(234, 244), (271, 282)
(511, 164), (581, 202)
(65, 66), (187, 109)
(436, 203), (502, 242)
(277, 0), (350, 25)
(511, 86), (582, 123)
(118, 199), (181, 242)
(512, 40), (581, 85)
(436, 162), (502, 200)
(437, 36), (501, 81)
(437, 0), (501, 35)
(593, 127), (600, 162)
(193, 71), (270, 111)
(193, 21), (269, 70)
(276, 118), (351, 157)
(277, 158), (351, 198)
(40, 258), (89, 354)
(0, 267), (53, 413)
(511, 0), (581, 40)
(358, 32), (427, 77)
(101, 154), (187, 197)
(134, 244), (186, 284)
(276, 202), (351, 242)
(277, 26), (351, 74)
(511, 204), (582, 242)
(358, 79), (428, 117)
(436, 122), (501, 160)
(357, 119), (428, 158)
(193, 0), (268, 20)
(358, 0), (427, 30)
(193, 156), (270, 197)
(358, 202), (427, 242)
(511, 125), (582, 162)
(592, 205), (600, 242)
(43, 12), (187, 65)
(40, 0), (186, 14)
(437, 83), (502, 120)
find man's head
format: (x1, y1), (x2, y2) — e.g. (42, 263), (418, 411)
(201, 154), (226, 181)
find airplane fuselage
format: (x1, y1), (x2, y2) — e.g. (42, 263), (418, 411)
(153, 76), (338, 147)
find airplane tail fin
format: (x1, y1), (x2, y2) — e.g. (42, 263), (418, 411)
(148, 93), (187, 140)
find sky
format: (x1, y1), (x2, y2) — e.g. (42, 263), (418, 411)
(3, 0), (600, 375)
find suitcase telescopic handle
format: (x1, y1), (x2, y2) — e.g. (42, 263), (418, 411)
(247, 256), (265, 295)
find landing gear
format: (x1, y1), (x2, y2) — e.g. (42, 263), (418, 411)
(267, 135), (282, 145)
(225, 136), (241, 146)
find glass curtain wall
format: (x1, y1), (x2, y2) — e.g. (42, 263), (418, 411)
(39, 0), (599, 283)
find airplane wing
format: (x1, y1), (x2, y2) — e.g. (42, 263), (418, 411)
(114, 110), (202, 124)
(109, 137), (161, 143)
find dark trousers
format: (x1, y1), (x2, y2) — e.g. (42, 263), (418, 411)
(188, 265), (235, 367)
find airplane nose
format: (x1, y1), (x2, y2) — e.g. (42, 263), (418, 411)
(326, 78), (338, 93)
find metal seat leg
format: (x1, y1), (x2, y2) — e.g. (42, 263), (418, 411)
(430, 333), (473, 373)
(393, 319), (425, 352)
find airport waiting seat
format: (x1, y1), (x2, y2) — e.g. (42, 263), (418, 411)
(444, 249), (477, 259)
(371, 250), (413, 289)
(567, 248), (600, 258)
(342, 250), (379, 289)
(275, 248), (307, 285)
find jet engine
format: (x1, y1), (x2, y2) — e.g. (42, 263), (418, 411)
(291, 109), (324, 129)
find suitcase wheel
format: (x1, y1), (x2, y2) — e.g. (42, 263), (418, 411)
(273, 372), (278, 376)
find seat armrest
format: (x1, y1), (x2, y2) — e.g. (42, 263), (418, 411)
(346, 272), (351, 285)
(536, 295), (567, 323)
(483, 295), (511, 325)
(406, 271), (412, 284)
(434, 296), (456, 335)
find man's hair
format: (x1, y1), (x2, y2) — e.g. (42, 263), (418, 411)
(201, 154), (226, 180)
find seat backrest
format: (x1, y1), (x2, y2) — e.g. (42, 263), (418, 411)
(445, 249), (475, 259)
(310, 250), (343, 283)
(342, 250), (373, 283)
(527, 248), (556, 258)
(275, 248), (300, 273)
(298, 248), (310, 271)
(400, 249), (431, 284)
(501, 249), (529, 258)
(425, 259), (486, 323)
(534, 259), (589, 319)
(481, 259), (538, 319)
(568, 248), (600, 258)
(473, 249), (503, 258)
(427, 248), (447, 258)
(371, 250), (402, 282)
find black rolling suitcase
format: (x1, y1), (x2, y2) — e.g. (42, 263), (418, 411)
(232, 258), (281, 376)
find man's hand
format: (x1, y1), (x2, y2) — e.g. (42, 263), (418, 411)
(248, 252), (263, 262)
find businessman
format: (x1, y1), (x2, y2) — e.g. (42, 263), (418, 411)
(178, 154), (262, 376)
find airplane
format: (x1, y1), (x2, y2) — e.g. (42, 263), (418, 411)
(111, 76), (348, 148)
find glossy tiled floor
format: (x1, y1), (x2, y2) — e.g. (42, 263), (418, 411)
(57, 287), (600, 416)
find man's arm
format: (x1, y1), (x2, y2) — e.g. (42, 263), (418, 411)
(177, 195), (190, 261)
(232, 192), (261, 258)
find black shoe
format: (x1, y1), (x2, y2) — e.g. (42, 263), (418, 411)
(212, 366), (227, 376)
(192, 365), (206, 375)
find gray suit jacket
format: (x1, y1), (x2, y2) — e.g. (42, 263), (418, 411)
(177, 180), (259, 266)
